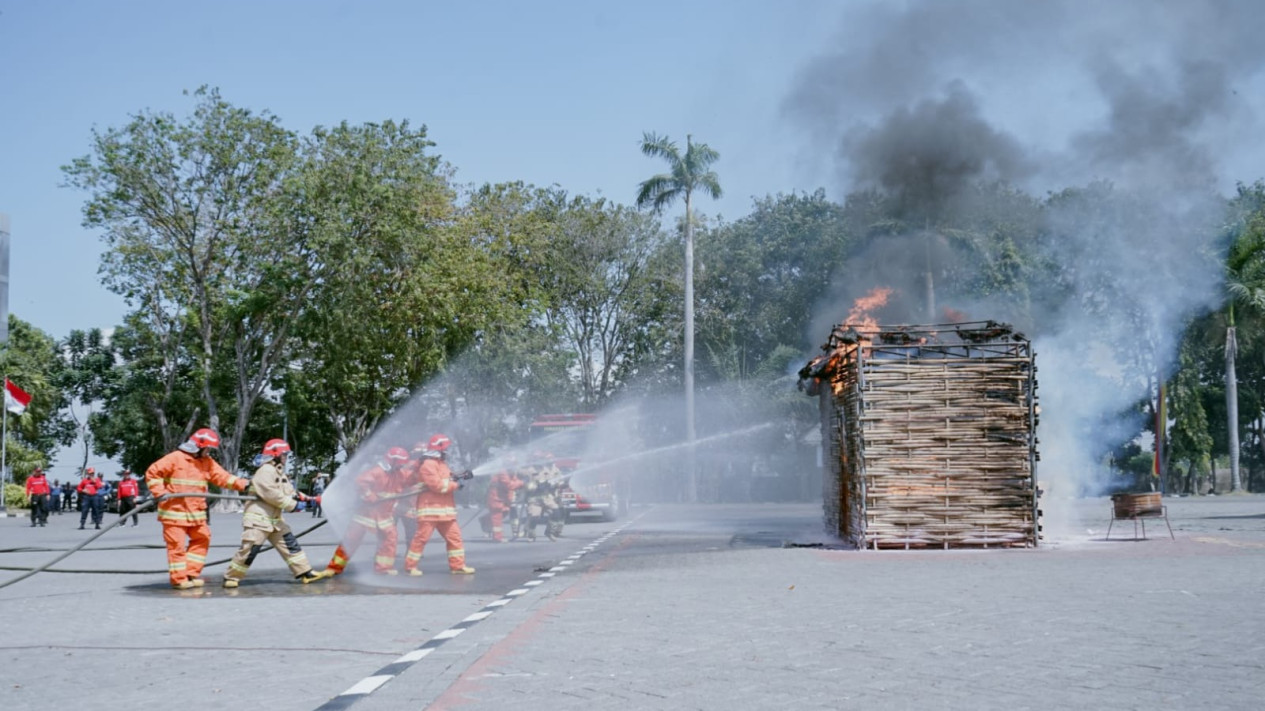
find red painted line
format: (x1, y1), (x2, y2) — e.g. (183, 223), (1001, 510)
(429, 535), (636, 710)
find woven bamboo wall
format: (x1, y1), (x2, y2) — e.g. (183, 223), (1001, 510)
(805, 323), (1039, 549)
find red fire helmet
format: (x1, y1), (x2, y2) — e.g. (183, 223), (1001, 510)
(262, 439), (291, 457)
(427, 434), (452, 452)
(189, 428), (221, 449)
(385, 447), (410, 464)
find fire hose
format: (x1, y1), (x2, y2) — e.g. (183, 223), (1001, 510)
(0, 492), (327, 590)
(0, 481), (466, 591)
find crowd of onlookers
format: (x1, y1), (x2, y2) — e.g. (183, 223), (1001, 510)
(19, 468), (335, 529)
(20, 467), (147, 529)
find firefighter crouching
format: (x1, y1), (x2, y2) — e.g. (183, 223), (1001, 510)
(224, 439), (329, 588)
(403, 434), (475, 575)
(482, 456), (523, 543)
(145, 428), (249, 590)
(323, 447), (409, 576)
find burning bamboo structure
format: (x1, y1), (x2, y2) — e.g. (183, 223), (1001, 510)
(800, 321), (1040, 549)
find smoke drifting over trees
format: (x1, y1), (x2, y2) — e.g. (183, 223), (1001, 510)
(784, 0), (1265, 511)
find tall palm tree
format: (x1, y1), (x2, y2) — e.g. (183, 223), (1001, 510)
(636, 132), (722, 503)
(1223, 202), (1265, 492)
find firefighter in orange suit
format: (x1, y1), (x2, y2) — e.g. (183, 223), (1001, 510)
(404, 434), (475, 576)
(145, 428), (249, 590)
(483, 457), (523, 543)
(323, 447), (409, 576)
(224, 439), (327, 588)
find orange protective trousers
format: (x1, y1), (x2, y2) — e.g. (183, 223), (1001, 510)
(488, 508), (508, 542)
(162, 523), (211, 585)
(404, 520), (465, 572)
(326, 518), (398, 574)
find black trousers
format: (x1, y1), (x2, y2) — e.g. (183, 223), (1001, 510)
(119, 496), (139, 525)
(29, 494), (49, 525)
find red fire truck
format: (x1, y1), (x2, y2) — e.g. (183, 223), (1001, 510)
(528, 413), (629, 522)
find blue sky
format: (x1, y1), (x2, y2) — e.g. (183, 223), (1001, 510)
(0, 0), (839, 340)
(5, 1), (1265, 479)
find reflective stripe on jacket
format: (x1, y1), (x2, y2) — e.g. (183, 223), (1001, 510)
(414, 458), (457, 520)
(242, 461), (299, 531)
(354, 464), (400, 518)
(145, 450), (245, 526)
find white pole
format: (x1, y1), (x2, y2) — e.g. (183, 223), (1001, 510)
(1, 381), (8, 516)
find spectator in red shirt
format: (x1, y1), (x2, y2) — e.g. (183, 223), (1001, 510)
(77, 468), (105, 530)
(117, 470), (142, 527)
(24, 467), (52, 527)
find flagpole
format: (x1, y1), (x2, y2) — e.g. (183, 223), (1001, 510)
(0, 376), (8, 516)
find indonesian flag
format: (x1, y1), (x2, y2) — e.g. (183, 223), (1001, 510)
(5, 379), (31, 415)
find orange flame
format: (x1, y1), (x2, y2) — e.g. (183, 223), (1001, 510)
(845, 287), (892, 335)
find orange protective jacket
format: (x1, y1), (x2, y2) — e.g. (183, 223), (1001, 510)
(413, 458), (458, 521)
(486, 471), (522, 512)
(353, 464), (402, 519)
(145, 450), (247, 527)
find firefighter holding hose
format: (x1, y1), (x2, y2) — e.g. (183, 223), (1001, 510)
(403, 434), (475, 575)
(223, 439), (328, 588)
(145, 428), (250, 590)
(483, 455), (523, 543)
(322, 447), (410, 576)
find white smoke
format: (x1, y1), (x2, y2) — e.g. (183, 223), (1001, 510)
(786, 0), (1265, 536)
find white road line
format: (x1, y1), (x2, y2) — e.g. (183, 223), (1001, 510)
(340, 675), (393, 696)
(320, 525), (630, 710)
(396, 648), (434, 663)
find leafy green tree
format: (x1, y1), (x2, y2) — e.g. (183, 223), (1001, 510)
(636, 132), (722, 502)
(543, 195), (675, 406)
(1219, 181), (1265, 491)
(1169, 334), (1214, 494)
(87, 317), (203, 473)
(695, 190), (851, 383)
(64, 87), (310, 472)
(281, 119), (459, 458)
(54, 328), (116, 472)
(2, 316), (76, 482)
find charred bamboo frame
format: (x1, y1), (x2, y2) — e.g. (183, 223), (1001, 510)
(803, 321), (1040, 550)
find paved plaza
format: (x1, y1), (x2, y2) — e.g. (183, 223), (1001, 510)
(1, 495), (1263, 710)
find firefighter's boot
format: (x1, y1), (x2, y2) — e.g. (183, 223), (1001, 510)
(297, 570), (330, 584)
(450, 566), (476, 575)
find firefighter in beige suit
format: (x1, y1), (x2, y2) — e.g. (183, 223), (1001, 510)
(223, 439), (328, 588)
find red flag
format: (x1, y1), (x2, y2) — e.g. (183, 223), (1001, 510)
(5, 379), (31, 415)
